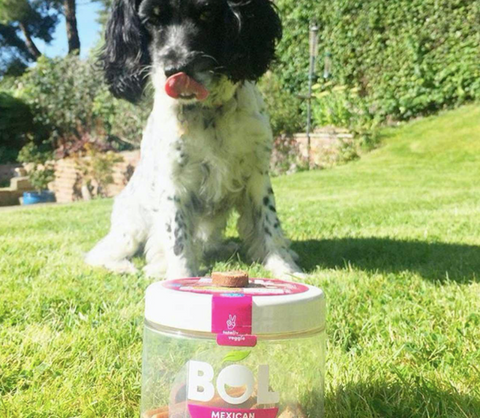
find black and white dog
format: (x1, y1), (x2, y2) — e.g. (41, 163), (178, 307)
(86, 0), (304, 279)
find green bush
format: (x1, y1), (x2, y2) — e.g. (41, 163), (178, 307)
(0, 146), (20, 164)
(17, 142), (55, 191)
(18, 55), (101, 144)
(271, 0), (480, 130)
(14, 55), (150, 150)
(312, 83), (380, 150)
(258, 71), (304, 136)
(0, 91), (35, 162)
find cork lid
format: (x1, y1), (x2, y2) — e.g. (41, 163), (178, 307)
(211, 271), (249, 288)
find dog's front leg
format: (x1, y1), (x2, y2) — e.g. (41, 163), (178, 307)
(144, 194), (198, 280)
(238, 172), (304, 280)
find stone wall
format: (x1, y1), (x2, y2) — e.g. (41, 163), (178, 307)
(294, 127), (354, 168)
(52, 150), (140, 203)
(0, 164), (22, 183)
(0, 177), (32, 207)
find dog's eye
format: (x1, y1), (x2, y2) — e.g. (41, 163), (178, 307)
(140, 5), (165, 26)
(152, 6), (161, 18)
(199, 7), (214, 22)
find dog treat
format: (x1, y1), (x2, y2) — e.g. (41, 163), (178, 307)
(142, 406), (168, 418)
(278, 404), (307, 418)
(143, 387), (250, 418)
(212, 270), (249, 287)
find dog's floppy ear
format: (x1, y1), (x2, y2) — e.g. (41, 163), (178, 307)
(224, 0), (282, 82)
(101, 0), (151, 103)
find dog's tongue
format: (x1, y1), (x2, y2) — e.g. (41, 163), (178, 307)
(165, 72), (209, 101)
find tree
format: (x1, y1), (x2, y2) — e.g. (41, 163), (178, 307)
(0, 0), (59, 75)
(0, 23), (32, 75)
(62, 0), (80, 54)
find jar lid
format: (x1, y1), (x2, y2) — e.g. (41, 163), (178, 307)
(145, 277), (325, 338)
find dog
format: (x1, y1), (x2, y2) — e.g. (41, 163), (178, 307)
(85, 0), (304, 280)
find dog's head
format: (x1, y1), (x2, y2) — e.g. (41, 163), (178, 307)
(101, 0), (282, 104)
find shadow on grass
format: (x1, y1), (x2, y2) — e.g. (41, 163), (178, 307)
(292, 238), (480, 282)
(324, 380), (480, 418)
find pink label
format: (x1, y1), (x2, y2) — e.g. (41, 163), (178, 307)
(217, 333), (258, 347)
(188, 404), (279, 418)
(212, 295), (256, 347)
(212, 295), (253, 335)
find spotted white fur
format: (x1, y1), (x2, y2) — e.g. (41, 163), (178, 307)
(86, 72), (303, 280)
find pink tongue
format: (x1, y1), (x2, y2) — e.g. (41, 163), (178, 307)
(165, 72), (209, 101)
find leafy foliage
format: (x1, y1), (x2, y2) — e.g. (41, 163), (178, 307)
(74, 142), (124, 199)
(312, 83), (380, 150)
(16, 55), (149, 150)
(17, 142), (55, 191)
(19, 55), (102, 145)
(0, 0), (60, 74)
(0, 91), (35, 151)
(273, 0), (480, 129)
(258, 71), (304, 136)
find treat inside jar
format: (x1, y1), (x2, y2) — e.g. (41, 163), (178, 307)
(143, 402), (307, 418)
(143, 382), (308, 417)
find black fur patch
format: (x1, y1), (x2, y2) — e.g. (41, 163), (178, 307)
(100, 0), (151, 103)
(100, 0), (281, 102)
(173, 241), (184, 256)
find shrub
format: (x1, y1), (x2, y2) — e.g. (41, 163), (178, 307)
(271, 0), (480, 130)
(312, 82), (381, 150)
(258, 71), (304, 137)
(0, 146), (20, 164)
(18, 55), (100, 145)
(17, 142), (55, 192)
(74, 142), (124, 199)
(0, 91), (36, 162)
(15, 55), (150, 150)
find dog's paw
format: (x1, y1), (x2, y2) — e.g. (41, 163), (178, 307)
(264, 253), (306, 281)
(143, 262), (167, 279)
(108, 260), (138, 274)
(86, 257), (138, 275)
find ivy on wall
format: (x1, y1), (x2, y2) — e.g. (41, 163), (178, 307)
(273, 0), (480, 123)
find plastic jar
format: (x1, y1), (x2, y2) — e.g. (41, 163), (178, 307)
(141, 277), (326, 418)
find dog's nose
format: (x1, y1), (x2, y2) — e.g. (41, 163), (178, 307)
(164, 65), (189, 78)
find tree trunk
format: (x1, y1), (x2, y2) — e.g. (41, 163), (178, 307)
(18, 22), (41, 59)
(64, 0), (80, 54)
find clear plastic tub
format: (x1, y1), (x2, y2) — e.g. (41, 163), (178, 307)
(141, 277), (326, 418)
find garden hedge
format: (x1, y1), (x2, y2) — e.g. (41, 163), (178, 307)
(0, 91), (35, 163)
(274, 0), (480, 121)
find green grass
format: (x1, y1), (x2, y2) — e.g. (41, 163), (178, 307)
(1, 104), (480, 417)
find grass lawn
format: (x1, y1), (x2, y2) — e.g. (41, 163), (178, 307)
(1, 104), (480, 417)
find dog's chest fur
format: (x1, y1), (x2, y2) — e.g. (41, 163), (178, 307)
(139, 81), (272, 214)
